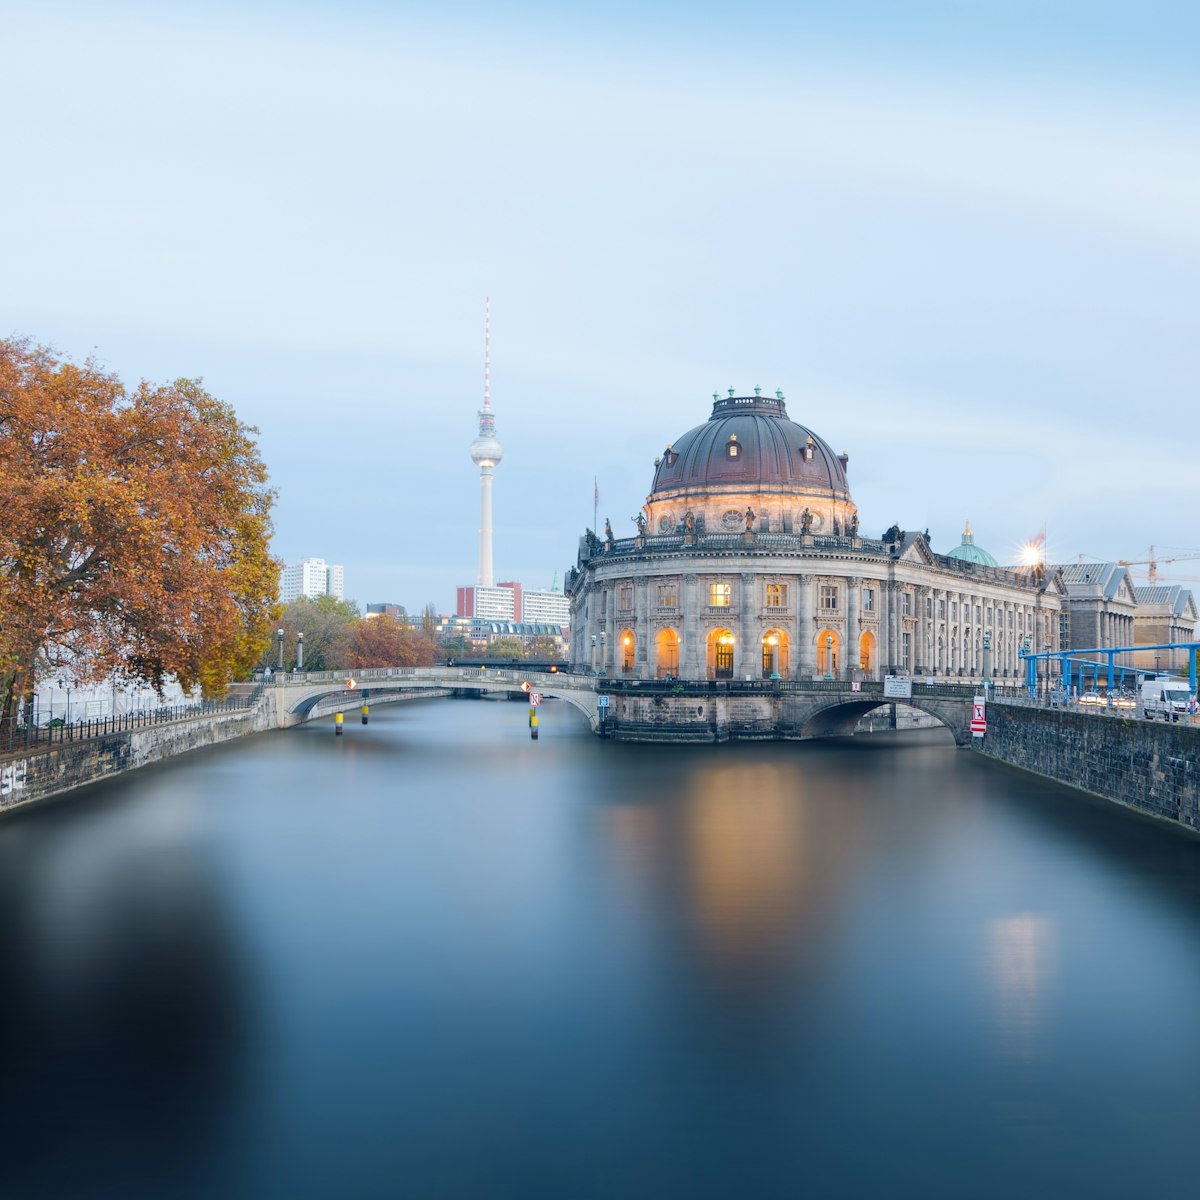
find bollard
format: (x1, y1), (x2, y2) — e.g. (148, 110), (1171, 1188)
(529, 706), (538, 740)
(335, 711), (344, 736)
(362, 703), (369, 725)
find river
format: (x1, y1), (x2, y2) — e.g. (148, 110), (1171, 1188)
(2, 697), (1199, 1198)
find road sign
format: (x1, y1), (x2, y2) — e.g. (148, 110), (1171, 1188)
(597, 694), (610, 709)
(851, 680), (861, 692)
(529, 692), (541, 707)
(971, 695), (987, 737)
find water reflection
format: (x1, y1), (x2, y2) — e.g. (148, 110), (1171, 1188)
(986, 912), (1059, 1062)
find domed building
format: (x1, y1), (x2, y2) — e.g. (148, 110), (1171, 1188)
(567, 391), (1063, 683)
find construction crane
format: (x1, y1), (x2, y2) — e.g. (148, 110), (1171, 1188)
(1117, 546), (1200, 584)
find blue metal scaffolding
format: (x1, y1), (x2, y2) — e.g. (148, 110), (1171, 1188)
(1019, 641), (1200, 701)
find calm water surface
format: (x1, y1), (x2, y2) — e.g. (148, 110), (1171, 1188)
(3, 698), (1200, 1198)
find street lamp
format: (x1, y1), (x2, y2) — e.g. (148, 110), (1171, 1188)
(297, 630), (305, 672)
(591, 633), (597, 673)
(58, 679), (72, 725)
(599, 630), (607, 676)
(824, 632), (834, 680)
(766, 634), (780, 680)
(277, 628), (285, 672)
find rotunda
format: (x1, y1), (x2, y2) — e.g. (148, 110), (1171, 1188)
(567, 392), (1063, 684)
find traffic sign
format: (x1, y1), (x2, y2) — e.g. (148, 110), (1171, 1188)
(597, 694), (610, 708)
(850, 680), (861, 692)
(971, 695), (987, 737)
(529, 692), (541, 707)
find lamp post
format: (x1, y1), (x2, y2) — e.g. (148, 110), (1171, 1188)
(599, 630), (607, 676)
(297, 631), (305, 672)
(766, 634), (780, 680)
(277, 628), (285, 672)
(591, 634), (597, 674)
(622, 633), (632, 675)
(59, 679), (72, 725)
(982, 628), (992, 687)
(824, 632), (834, 680)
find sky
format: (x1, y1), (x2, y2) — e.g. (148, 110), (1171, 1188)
(4, 0), (1199, 609)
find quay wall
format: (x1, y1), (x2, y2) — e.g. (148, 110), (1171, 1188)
(0, 704), (275, 815)
(973, 703), (1199, 831)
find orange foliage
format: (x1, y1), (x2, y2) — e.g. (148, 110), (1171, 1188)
(345, 616), (438, 669)
(0, 338), (281, 718)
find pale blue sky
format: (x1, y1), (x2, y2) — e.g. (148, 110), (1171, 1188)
(4, 0), (1199, 607)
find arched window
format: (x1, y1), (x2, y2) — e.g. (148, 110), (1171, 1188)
(725, 435), (740, 459)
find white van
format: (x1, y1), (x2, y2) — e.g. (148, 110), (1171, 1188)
(1141, 678), (1191, 722)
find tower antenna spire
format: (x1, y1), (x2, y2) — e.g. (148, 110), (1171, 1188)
(484, 295), (491, 411)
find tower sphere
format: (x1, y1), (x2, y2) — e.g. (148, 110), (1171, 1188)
(469, 432), (503, 469)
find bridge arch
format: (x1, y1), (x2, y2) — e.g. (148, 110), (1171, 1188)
(797, 696), (968, 744)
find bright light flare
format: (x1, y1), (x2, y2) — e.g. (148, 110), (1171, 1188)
(1019, 542), (1044, 568)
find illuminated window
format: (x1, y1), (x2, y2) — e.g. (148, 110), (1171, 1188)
(709, 582), (732, 607)
(765, 583), (787, 608)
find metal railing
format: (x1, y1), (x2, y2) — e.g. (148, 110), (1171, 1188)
(0, 687), (264, 757)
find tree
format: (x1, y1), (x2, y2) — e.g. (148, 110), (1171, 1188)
(420, 601), (438, 642)
(523, 635), (564, 660)
(485, 636), (524, 661)
(0, 339), (280, 719)
(277, 595), (359, 672)
(345, 615), (438, 668)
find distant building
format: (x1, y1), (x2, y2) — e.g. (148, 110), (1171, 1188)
(364, 603), (405, 621)
(1055, 562), (1138, 650)
(455, 581), (570, 630)
(1132, 586), (1198, 673)
(280, 557), (344, 604)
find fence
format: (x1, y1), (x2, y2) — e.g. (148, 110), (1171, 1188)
(0, 688), (264, 757)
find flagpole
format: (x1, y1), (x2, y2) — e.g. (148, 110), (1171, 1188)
(593, 476), (598, 533)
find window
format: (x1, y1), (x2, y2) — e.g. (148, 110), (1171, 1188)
(951, 602), (958, 621)
(902, 632), (911, 671)
(925, 596), (933, 618)
(820, 585), (838, 611)
(618, 584), (634, 611)
(939, 599), (946, 619)
(656, 582), (677, 608)
(725, 435), (740, 459)
(975, 604), (982, 623)
(862, 586), (875, 613)
(709, 582), (731, 607)
(765, 583), (788, 608)
(901, 592), (911, 616)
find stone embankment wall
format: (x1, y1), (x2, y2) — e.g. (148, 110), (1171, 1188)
(973, 703), (1199, 831)
(0, 701), (277, 816)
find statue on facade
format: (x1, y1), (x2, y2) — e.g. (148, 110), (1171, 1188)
(849, 513), (859, 536)
(684, 510), (695, 533)
(800, 507), (813, 534)
(604, 518), (615, 548)
(633, 511), (647, 536)
(585, 528), (601, 555)
(744, 506), (755, 532)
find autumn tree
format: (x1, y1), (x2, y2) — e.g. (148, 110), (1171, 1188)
(277, 594), (360, 671)
(484, 636), (524, 661)
(345, 615), (438, 669)
(0, 339), (280, 720)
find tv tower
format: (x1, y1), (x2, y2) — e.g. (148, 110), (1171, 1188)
(468, 299), (503, 587)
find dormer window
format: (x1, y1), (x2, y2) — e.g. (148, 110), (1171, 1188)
(803, 437), (815, 462)
(663, 445), (677, 466)
(725, 434), (740, 459)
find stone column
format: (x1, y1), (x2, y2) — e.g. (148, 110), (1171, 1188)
(636, 577), (651, 676)
(914, 586), (927, 675)
(846, 576), (861, 680)
(683, 573), (702, 679)
(603, 587), (616, 674)
(738, 572), (757, 680)
(796, 574), (814, 677)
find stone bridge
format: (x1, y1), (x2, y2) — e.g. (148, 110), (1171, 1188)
(268, 667), (985, 743)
